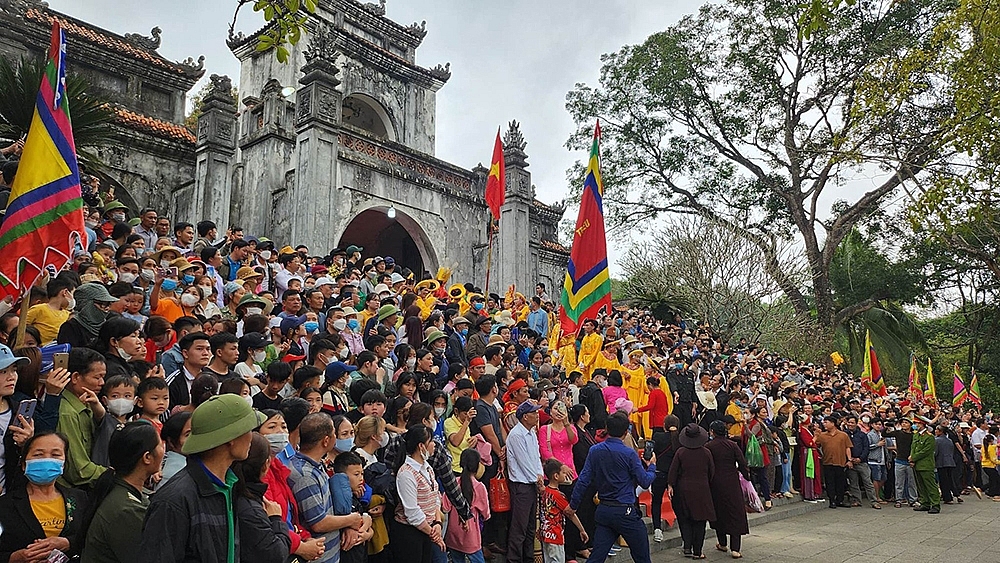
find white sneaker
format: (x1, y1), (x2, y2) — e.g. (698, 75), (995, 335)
(783, 491), (794, 498)
(609, 545), (622, 556)
(654, 528), (663, 542)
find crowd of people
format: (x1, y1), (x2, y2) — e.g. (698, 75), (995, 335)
(0, 195), (996, 563)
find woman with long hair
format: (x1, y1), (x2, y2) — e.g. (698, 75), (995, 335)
(80, 421), (162, 562)
(232, 432), (292, 563)
(569, 404), (597, 560)
(384, 396), (413, 437)
(398, 306), (423, 347)
(413, 348), (437, 404)
(441, 448), (490, 563)
(393, 343), (416, 381)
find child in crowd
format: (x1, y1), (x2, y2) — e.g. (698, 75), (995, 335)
(300, 387), (324, 414)
(539, 458), (588, 563)
(123, 288), (148, 326)
(331, 451), (374, 563)
(101, 374), (137, 425)
(442, 448), (491, 563)
(136, 377), (170, 434)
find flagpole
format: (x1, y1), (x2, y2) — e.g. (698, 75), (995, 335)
(485, 217), (495, 296)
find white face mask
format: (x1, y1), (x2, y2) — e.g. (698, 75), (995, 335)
(180, 293), (200, 307)
(244, 395), (254, 407)
(265, 432), (289, 454)
(67, 297), (76, 311)
(116, 346), (137, 362)
(260, 250), (272, 260)
(324, 354), (336, 366)
(253, 350), (267, 363)
(119, 272), (138, 284)
(378, 432), (390, 448)
(339, 347), (350, 359)
(245, 307), (263, 315)
(434, 406), (446, 418)
(160, 259), (172, 268)
(141, 269), (156, 282)
(333, 319), (347, 331)
(107, 398), (135, 416)
(547, 392), (556, 402)
(406, 357), (417, 370)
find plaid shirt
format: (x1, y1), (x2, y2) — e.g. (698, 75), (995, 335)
(288, 451), (341, 563)
(385, 433), (473, 521)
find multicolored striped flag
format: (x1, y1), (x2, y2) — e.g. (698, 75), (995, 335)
(908, 353), (923, 402)
(861, 330), (887, 397)
(969, 368), (982, 409)
(560, 121), (612, 336)
(925, 358), (937, 404)
(953, 363), (968, 408)
(0, 22), (86, 300)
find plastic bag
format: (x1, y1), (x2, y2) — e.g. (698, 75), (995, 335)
(739, 473), (764, 513)
(745, 434), (764, 468)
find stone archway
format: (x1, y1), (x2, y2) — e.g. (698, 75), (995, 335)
(341, 93), (396, 142)
(338, 206), (438, 279)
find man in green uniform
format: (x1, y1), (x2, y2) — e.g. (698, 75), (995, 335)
(909, 415), (941, 514)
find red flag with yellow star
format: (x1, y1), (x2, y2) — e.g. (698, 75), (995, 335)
(485, 129), (505, 220)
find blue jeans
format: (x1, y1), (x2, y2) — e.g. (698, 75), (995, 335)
(432, 543), (448, 563)
(448, 548), (486, 563)
(780, 458), (793, 493)
(589, 503), (651, 563)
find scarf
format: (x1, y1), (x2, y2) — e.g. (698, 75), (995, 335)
(74, 283), (111, 336)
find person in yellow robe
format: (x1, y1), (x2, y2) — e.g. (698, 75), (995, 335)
(592, 338), (623, 376)
(576, 319), (603, 381)
(413, 279), (440, 319)
(513, 293), (530, 323)
(620, 349), (652, 436)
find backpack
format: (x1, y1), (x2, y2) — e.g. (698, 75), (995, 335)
(363, 459), (398, 507)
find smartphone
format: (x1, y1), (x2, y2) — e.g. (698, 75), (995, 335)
(643, 446), (654, 461)
(53, 352), (69, 371)
(13, 399), (36, 427)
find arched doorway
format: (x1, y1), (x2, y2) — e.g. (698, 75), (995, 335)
(339, 207), (437, 279)
(341, 93), (396, 141)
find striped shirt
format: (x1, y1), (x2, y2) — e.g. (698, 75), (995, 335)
(288, 451), (340, 563)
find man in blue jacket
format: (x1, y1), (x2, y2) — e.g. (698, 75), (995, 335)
(571, 412), (657, 563)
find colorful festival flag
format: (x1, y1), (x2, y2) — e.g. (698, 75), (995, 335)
(484, 128), (506, 221)
(861, 330), (887, 396)
(969, 368), (982, 409)
(559, 122), (612, 336)
(908, 353), (923, 402)
(953, 363), (968, 408)
(925, 358), (937, 403)
(0, 22), (86, 300)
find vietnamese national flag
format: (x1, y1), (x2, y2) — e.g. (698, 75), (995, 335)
(485, 128), (505, 220)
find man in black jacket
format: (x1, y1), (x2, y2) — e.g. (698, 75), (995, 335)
(579, 369), (608, 434)
(446, 316), (470, 367)
(139, 394), (266, 562)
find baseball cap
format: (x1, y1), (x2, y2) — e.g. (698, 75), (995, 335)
(0, 344), (29, 370)
(314, 277), (336, 288)
(239, 332), (268, 350)
(182, 394), (266, 454)
(516, 400), (542, 419)
(325, 361), (358, 382)
(279, 315), (307, 334)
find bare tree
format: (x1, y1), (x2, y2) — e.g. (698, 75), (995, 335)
(621, 216), (820, 356)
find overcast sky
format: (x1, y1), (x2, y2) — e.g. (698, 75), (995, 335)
(49, 1), (690, 230)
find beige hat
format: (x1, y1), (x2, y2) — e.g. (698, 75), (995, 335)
(696, 391), (718, 410)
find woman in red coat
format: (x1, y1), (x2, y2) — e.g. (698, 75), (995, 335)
(798, 417), (823, 501)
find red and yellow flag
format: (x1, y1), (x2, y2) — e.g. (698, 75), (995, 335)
(925, 358), (937, 404)
(0, 22), (86, 299)
(908, 353), (923, 402)
(861, 330), (887, 397)
(484, 129), (505, 221)
(559, 122), (612, 336)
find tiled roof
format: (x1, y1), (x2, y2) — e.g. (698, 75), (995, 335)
(114, 108), (196, 145)
(25, 9), (190, 75)
(539, 239), (570, 254)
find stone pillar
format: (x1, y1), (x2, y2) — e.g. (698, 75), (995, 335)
(291, 24), (343, 252)
(193, 74), (236, 231)
(496, 120), (534, 293)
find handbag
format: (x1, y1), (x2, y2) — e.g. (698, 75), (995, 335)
(489, 462), (511, 513)
(739, 473), (764, 513)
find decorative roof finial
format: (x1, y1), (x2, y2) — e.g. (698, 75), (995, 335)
(360, 0), (386, 16)
(124, 26), (162, 51)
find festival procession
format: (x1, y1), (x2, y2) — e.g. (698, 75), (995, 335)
(0, 0), (997, 562)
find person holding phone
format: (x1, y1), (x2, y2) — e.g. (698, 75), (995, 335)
(0, 343), (33, 494)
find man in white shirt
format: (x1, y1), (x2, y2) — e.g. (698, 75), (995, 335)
(505, 400), (545, 563)
(971, 419), (989, 490)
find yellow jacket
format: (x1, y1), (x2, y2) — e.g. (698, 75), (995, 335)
(577, 332), (603, 381)
(982, 443), (999, 468)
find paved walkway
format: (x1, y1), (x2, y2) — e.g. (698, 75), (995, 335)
(651, 498), (1000, 562)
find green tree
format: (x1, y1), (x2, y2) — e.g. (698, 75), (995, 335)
(0, 56), (114, 166)
(565, 0), (957, 336)
(231, 0), (318, 63)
